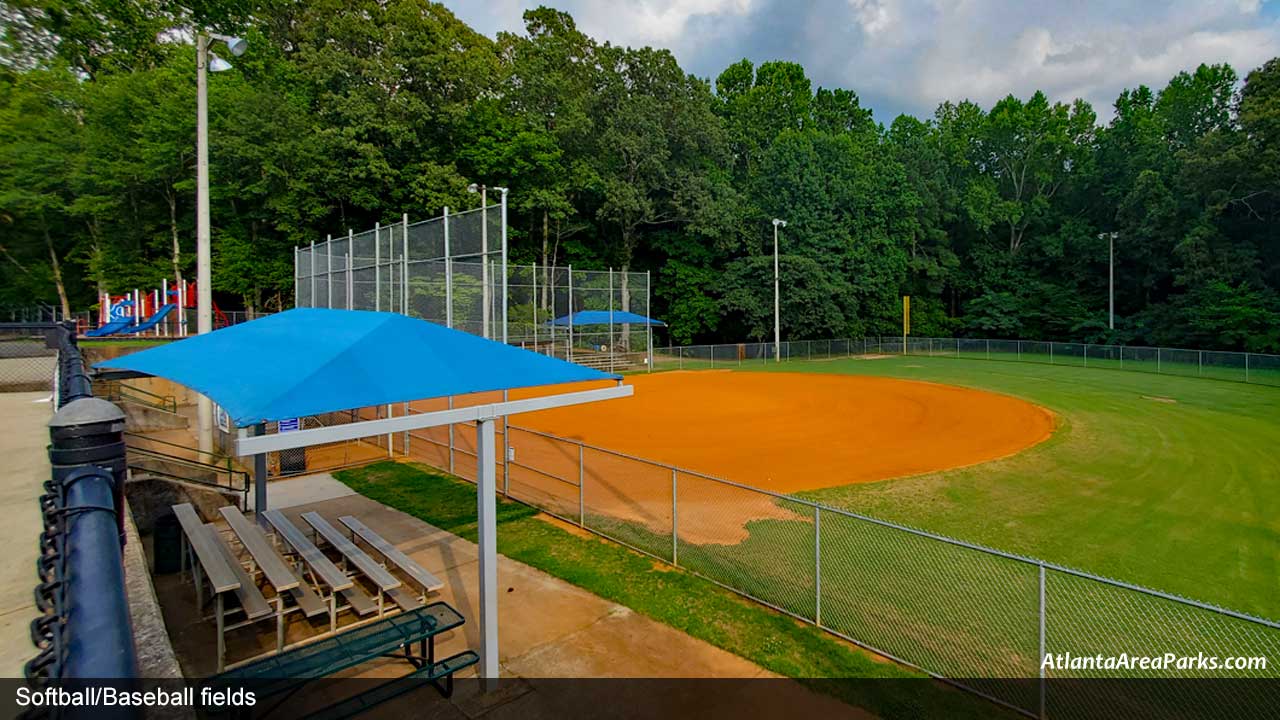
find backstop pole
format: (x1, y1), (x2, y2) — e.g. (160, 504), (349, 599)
(374, 222), (381, 312)
(568, 265), (574, 363)
(501, 189), (508, 344)
(402, 213), (409, 315)
(444, 207), (453, 329)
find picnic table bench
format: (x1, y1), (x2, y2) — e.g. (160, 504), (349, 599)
(207, 602), (478, 718)
(339, 515), (443, 603)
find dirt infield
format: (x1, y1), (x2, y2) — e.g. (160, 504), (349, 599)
(403, 371), (1054, 545)
(516, 371), (1055, 492)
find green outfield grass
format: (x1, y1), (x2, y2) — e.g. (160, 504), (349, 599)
(761, 354), (1280, 620)
(335, 461), (1002, 720)
(337, 355), (1280, 714)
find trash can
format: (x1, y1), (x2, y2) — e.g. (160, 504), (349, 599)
(152, 512), (182, 574)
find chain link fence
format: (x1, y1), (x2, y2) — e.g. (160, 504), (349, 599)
(0, 324), (58, 393)
(295, 207), (652, 371)
(653, 337), (1280, 388)
(388, 392), (1280, 717)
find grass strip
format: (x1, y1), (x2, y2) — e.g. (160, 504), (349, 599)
(335, 460), (1007, 719)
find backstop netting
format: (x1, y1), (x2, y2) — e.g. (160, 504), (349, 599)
(295, 205), (652, 371)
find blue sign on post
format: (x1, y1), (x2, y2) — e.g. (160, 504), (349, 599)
(279, 418), (301, 433)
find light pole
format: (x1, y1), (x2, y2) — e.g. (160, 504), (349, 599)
(1098, 231), (1118, 330)
(195, 31), (246, 453)
(772, 218), (787, 363)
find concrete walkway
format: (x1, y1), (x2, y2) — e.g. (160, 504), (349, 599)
(0, 392), (53, 677)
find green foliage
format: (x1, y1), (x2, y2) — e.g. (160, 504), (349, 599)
(0, 3), (1278, 353)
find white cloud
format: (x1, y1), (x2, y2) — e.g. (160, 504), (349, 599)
(441, 0), (1280, 122)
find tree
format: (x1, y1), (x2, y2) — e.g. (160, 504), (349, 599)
(0, 66), (82, 314)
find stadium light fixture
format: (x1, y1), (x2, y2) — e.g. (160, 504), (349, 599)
(772, 219), (788, 363)
(208, 53), (233, 72)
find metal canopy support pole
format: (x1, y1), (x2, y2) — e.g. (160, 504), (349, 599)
(251, 424), (268, 524)
(327, 235), (333, 308)
(374, 222), (381, 312)
(501, 189), (508, 344)
(476, 417), (499, 683)
(444, 207), (453, 329)
(402, 213), (410, 316)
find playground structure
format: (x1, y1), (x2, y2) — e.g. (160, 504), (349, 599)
(91, 280), (229, 338)
(294, 204), (658, 372)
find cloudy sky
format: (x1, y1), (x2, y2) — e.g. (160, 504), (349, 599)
(441, 0), (1280, 123)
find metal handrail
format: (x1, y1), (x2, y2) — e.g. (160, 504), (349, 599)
(126, 446), (250, 506)
(101, 380), (178, 413)
(124, 430), (229, 470)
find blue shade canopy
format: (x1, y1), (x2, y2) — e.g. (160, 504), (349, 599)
(546, 310), (666, 327)
(95, 308), (619, 427)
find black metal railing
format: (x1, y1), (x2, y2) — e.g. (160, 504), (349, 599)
(26, 322), (139, 685)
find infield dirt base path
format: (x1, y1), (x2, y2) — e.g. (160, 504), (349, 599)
(513, 371), (1055, 492)
(406, 371), (1055, 544)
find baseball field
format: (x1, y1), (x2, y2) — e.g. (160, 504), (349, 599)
(412, 355), (1278, 620)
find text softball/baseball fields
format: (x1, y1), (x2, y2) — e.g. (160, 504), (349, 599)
(16, 686), (256, 709)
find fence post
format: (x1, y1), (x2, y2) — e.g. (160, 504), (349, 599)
(1246, 353), (1250, 383)
(986, 339), (990, 360)
(1084, 344), (1088, 368)
(402, 213), (410, 315)
(1198, 350), (1203, 377)
(373, 222), (381, 312)
(448, 396), (455, 474)
(502, 389), (510, 496)
(578, 442), (585, 528)
(1017, 340), (1022, 362)
(956, 338), (960, 358)
(1039, 562), (1047, 720)
(1049, 342), (1054, 365)
(671, 468), (679, 565)
(814, 505), (822, 626)
(444, 208), (452, 328)
(1157, 347), (1162, 374)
